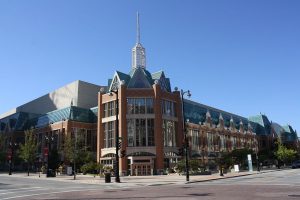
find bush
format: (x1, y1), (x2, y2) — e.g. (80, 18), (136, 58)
(81, 162), (97, 175)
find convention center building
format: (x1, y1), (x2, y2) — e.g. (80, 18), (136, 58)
(0, 15), (298, 176)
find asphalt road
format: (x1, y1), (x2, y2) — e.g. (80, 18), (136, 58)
(0, 169), (299, 200)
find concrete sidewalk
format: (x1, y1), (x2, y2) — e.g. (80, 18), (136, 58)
(0, 169), (278, 187)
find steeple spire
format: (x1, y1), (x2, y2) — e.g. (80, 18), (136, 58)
(132, 12), (146, 69)
(136, 12), (140, 44)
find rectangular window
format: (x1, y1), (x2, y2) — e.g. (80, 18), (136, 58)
(104, 103), (108, 118)
(104, 121), (115, 148)
(207, 132), (213, 152)
(135, 119), (140, 146)
(127, 119), (135, 147)
(135, 98), (146, 114)
(146, 98), (154, 114)
(147, 119), (155, 146)
(192, 130), (199, 150)
(127, 98), (135, 114)
(162, 100), (176, 117)
(163, 120), (176, 147)
(103, 101), (116, 118)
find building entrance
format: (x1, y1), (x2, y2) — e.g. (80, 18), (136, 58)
(128, 156), (155, 176)
(132, 164), (152, 176)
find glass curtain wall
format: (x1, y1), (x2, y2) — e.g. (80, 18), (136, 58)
(163, 120), (176, 147)
(126, 98), (155, 147)
(191, 130), (200, 150)
(103, 121), (115, 148)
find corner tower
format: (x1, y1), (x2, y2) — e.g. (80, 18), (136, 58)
(132, 12), (146, 69)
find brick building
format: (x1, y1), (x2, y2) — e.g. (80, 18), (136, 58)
(0, 14), (297, 174)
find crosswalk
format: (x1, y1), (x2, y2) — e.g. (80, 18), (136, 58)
(0, 186), (104, 200)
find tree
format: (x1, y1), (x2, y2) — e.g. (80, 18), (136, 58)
(64, 132), (95, 175)
(0, 135), (6, 167)
(48, 148), (60, 171)
(275, 144), (297, 166)
(19, 130), (37, 176)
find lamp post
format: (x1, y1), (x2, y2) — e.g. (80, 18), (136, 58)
(109, 89), (120, 183)
(180, 89), (191, 182)
(45, 135), (54, 177)
(256, 147), (260, 172)
(8, 142), (17, 175)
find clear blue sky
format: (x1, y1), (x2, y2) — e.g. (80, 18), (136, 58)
(0, 0), (299, 135)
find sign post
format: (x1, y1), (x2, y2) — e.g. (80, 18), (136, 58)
(248, 154), (253, 172)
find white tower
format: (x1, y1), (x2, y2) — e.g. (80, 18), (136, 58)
(132, 12), (146, 69)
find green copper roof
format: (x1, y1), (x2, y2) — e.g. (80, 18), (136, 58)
(108, 67), (171, 92)
(184, 99), (250, 131)
(127, 67), (153, 88)
(151, 70), (164, 80)
(116, 71), (131, 85)
(0, 112), (40, 132)
(248, 114), (272, 135)
(35, 106), (97, 128)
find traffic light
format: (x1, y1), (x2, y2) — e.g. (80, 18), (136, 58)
(178, 147), (184, 156)
(120, 150), (126, 158)
(117, 137), (122, 149)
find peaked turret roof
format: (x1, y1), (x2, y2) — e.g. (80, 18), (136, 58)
(108, 68), (171, 92)
(248, 114), (272, 135)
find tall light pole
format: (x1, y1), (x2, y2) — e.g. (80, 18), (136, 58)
(256, 145), (260, 172)
(45, 135), (53, 177)
(109, 89), (120, 183)
(8, 142), (17, 175)
(180, 89), (191, 182)
(73, 129), (77, 180)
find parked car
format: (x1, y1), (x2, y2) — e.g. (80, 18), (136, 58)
(291, 160), (300, 169)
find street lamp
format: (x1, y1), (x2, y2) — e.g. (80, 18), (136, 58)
(109, 89), (120, 183)
(45, 135), (54, 177)
(179, 89), (191, 182)
(256, 147), (260, 172)
(8, 142), (17, 175)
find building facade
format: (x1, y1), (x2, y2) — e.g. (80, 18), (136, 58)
(0, 14), (298, 174)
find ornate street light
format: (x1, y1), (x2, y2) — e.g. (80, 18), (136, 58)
(45, 135), (54, 177)
(109, 89), (120, 183)
(178, 88), (191, 181)
(8, 142), (17, 175)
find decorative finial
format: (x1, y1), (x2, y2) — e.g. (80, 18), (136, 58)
(136, 12), (140, 44)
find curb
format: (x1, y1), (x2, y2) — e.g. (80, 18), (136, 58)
(186, 169), (285, 184)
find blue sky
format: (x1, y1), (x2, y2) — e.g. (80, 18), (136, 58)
(0, 0), (299, 135)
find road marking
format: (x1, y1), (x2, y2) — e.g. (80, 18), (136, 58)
(0, 187), (41, 192)
(0, 188), (46, 195)
(0, 188), (100, 200)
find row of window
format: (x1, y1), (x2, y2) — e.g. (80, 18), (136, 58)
(102, 98), (177, 118)
(127, 118), (155, 147)
(36, 128), (97, 154)
(103, 121), (115, 148)
(162, 100), (177, 117)
(127, 98), (154, 114)
(103, 101), (116, 118)
(190, 130), (256, 151)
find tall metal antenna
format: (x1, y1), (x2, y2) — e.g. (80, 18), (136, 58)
(136, 12), (140, 44)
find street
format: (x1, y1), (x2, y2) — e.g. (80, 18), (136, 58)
(0, 169), (299, 200)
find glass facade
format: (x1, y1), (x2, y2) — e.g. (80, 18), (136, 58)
(127, 98), (154, 114)
(191, 129), (199, 150)
(163, 120), (176, 147)
(162, 100), (176, 117)
(104, 101), (115, 118)
(104, 121), (115, 148)
(127, 118), (155, 147)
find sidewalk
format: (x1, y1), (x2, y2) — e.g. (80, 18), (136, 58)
(0, 169), (279, 187)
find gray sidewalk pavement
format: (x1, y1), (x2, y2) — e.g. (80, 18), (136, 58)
(0, 169), (282, 188)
